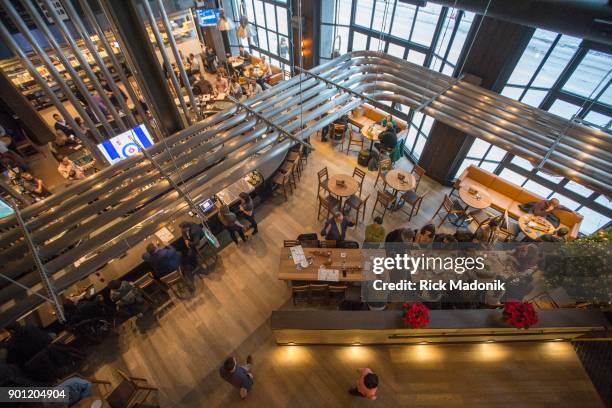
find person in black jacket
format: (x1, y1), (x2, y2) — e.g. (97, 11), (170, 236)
(321, 212), (355, 241)
(375, 123), (397, 151)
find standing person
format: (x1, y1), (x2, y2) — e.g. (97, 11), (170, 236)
(219, 205), (247, 244)
(238, 192), (258, 234)
(321, 211), (355, 241)
(349, 368), (378, 400)
(187, 53), (201, 76)
(204, 46), (218, 73)
(364, 216), (385, 243)
(141, 242), (182, 279)
(180, 221), (204, 268)
(53, 113), (76, 138)
(219, 355), (254, 399)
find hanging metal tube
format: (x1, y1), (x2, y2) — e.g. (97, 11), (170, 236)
(46, 0), (128, 132)
(142, 0), (191, 126)
(0, 19), (106, 166)
(77, 0), (142, 129)
(8, 199), (65, 324)
(154, 0), (198, 121)
(19, 0), (111, 141)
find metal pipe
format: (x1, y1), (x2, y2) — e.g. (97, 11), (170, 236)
(0, 15), (107, 167)
(154, 0), (198, 122)
(77, 0), (140, 129)
(8, 199), (65, 324)
(49, 0), (128, 131)
(141, 0), (191, 126)
(20, 0), (110, 142)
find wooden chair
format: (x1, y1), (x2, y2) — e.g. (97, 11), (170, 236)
(399, 190), (427, 221)
(374, 158), (392, 188)
(371, 190), (394, 221)
(272, 171), (293, 201)
(344, 193), (370, 223)
(345, 131), (364, 155)
(352, 167), (366, 196)
(105, 369), (159, 408)
(411, 164), (425, 191)
(291, 281), (310, 305)
(329, 283), (348, 303)
(297, 233), (318, 241)
(317, 193), (340, 220)
(159, 268), (190, 299)
(299, 239), (319, 248)
(317, 167), (329, 195)
(331, 124), (347, 149)
(498, 208), (521, 241)
(284, 240), (300, 247)
(309, 282), (329, 303)
(432, 194), (467, 228)
(468, 209), (494, 232)
(132, 272), (163, 303)
(279, 160), (298, 185)
(319, 240), (336, 248)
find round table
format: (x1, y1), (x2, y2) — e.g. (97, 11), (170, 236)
(459, 185), (492, 209)
(327, 174), (359, 208)
(385, 169), (416, 210)
(518, 213), (555, 240)
(228, 56), (244, 68)
(361, 124), (384, 151)
(385, 169), (416, 193)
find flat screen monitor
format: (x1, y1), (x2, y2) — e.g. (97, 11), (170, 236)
(196, 8), (220, 27)
(0, 199), (14, 219)
(198, 197), (215, 213)
(97, 124), (154, 165)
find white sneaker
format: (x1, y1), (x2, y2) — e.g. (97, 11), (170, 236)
(240, 388), (248, 399)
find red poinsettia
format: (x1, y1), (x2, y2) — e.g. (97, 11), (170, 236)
(503, 301), (538, 329)
(402, 302), (430, 329)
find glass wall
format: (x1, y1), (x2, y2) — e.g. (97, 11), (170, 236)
(223, 0), (292, 74)
(319, 0), (475, 160)
(453, 29), (612, 234)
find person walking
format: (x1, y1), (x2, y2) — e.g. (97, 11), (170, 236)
(321, 211), (355, 241)
(349, 367), (379, 400)
(219, 205), (247, 244)
(220, 355), (254, 399)
(238, 192), (258, 234)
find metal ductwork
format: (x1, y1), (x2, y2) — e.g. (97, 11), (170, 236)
(432, 0), (612, 46)
(1, 50), (610, 327)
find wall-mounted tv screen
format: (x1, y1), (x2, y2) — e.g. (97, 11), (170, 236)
(196, 8), (220, 27)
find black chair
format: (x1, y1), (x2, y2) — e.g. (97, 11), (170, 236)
(297, 233), (318, 241)
(338, 240), (360, 248)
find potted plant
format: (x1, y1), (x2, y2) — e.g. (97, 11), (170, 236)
(503, 301), (538, 329)
(402, 302), (430, 329)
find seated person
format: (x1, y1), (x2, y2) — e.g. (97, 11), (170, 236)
(55, 376), (92, 406)
(380, 114), (398, 132)
(374, 123), (397, 153)
(187, 53), (201, 76)
(246, 80), (262, 97)
(364, 216), (385, 244)
(21, 171), (51, 199)
(214, 73), (229, 95)
(539, 226), (569, 242)
(519, 197), (571, 228)
(230, 81), (244, 99)
(385, 227), (414, 243)
(415, 224), (436, 244)
(57, 155), (85, 180)
(259, 56), (273, 76)
(512, 244), (539, 274)
(192, 73), (214, 96)
(238, 45), (251, 64)
(5, 323), (53, 367)
(62, 294), (108, 326)
(142, 242), (182, 279)
(108, 280), (145, 315)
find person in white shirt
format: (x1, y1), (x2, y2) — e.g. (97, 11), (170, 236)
(57, 155), (85, 180)
(214, 73), (229, 95)
(246, 80), (262, 97)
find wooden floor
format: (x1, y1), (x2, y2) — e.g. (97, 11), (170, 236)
(82, 137), (603, 407)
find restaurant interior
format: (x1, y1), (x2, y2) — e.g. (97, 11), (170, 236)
(0, 0), (610, 406)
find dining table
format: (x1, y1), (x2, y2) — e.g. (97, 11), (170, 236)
(228, 56), (245, 68)
(327, 174), (359, 208)
(384, 169), (416, 209)
(459, 185), (492, 210)
(518, 213), (556, 240)
(361, 123), (384, 152)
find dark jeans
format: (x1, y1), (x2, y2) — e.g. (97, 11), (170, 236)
(349, 387), (364, 397)
(242, 213), (258, 232)
(227, 225), (247, 243)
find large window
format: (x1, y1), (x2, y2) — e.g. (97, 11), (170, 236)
(453, 29), (612, 234)
(223, 0), (292, 74)
(319, 0), (475, 159)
